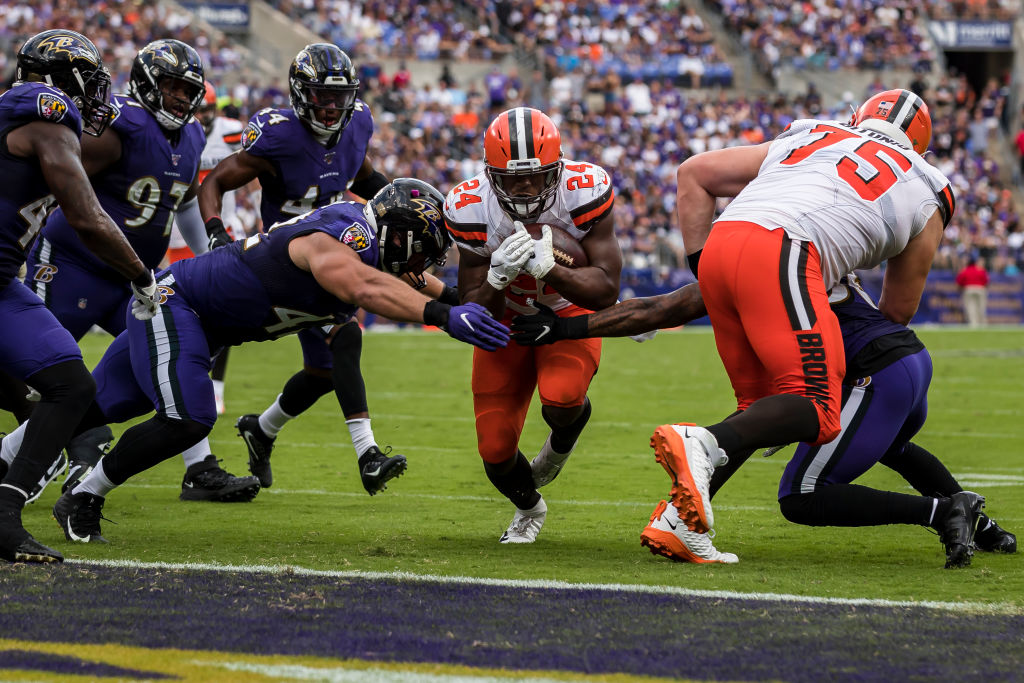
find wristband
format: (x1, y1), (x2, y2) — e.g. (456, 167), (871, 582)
(562, 314), (589, 339)
(205, 215), (225, 234)
(423, 300), (451, 328)
(131, 270), (155, 288)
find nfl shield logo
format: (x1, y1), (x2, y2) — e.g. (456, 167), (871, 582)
(324, 152), (336, 164)
(171, 154), (181, 167)
(78, 298), (88, 310)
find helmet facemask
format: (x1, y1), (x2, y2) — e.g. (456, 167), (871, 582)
(51, 65), (114, 136)
(129, 40), (206, 132)
(486, 158), (562, 222)
(292, 81), (359, 144)
(365, 180), (451, 289)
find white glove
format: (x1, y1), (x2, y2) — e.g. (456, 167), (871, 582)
(486, 223), (534, 290)
(130, 271), (161, 321)
(523, 224), (555, 280)
(630, 329), (658, 343)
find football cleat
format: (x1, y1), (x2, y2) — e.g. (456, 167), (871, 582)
(358, 445), (407, 496)
(236, 414), (275, 488)
(641, 500), (738, 564)
(499, 497), (547, 544)
(25, 450), (67, 504)
(650, 424), (726, 534)
(180, 455), (260, 502)
(1, 505), (64, 563)
(52, 490), (108, 544)
(531, 433), (574, 488)
(935, 491), (985, 569)
(974, 515), (1016, 554)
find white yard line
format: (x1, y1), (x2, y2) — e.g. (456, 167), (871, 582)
(67, 557), (1023, 616)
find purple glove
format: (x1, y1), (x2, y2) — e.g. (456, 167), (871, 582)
(444, 302), (509, 351)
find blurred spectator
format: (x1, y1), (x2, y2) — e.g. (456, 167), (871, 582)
(956, 258), (990, 327)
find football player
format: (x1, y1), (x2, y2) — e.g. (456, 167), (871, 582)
(14, 40), (259, 504)
(0, 30), (160, 563)
(2, 179), (510, 544)
(199, 44), (416, 496)
(445, 107), (623, 543)
(512, 274), (1015, 567)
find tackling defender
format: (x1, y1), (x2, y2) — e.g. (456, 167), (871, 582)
(445, 107), (622, 543)
(8, 179), (509, 544)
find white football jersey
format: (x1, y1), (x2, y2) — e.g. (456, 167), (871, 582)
(444, 159), (614, 316)
(717, 119), (954, 289)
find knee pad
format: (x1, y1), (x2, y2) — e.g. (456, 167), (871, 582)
(476, 409), (521, 465)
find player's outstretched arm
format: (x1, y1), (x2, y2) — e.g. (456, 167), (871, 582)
(199, 149), (271, 221)
(11, 122), (148, 283)
(293, 233), (509, 350)
(676, 142), (771, 257)
(512, 283), (706, 345)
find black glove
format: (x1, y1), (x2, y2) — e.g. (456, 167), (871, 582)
(511, 303), (588, 345)
(206, 216), (232, 250)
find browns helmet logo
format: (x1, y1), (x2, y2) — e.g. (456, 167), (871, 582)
(340, 223), (371, 251)
(37, 34), (99, 65)
(36, 93), (68, 122)
(241, 122), (262, 149)
(293, 50), (318, 80)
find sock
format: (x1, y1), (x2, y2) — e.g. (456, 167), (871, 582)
(181, 438), (212, 468)
(0, 483), (29, 506)
(72, 460), (117, 498)
(0, 422), (27, 466)
(483, 452), (541, 510)
(880, 442), (963, 498)
(346, 418), (376, 457)
(212, 379), (225, 401)
(259, 395), (295, 438)
(779, 485), (944, 527)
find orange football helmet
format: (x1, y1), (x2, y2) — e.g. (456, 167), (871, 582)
(484, 107), (563, 221)
(849, 89), (931, 155)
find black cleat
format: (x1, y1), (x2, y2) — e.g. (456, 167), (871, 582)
(25, 450), (67, 504)
(1, 507), (64, 563)
(936, 491), (985, 569)
(358, 445), (407, 496)
(53, 490), (109, 544)
(180, 455), (260, 502)
(236, 414), (275, 488)
(975, 515), (1017, 553)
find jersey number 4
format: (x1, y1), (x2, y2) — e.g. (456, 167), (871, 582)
(781, 124), (912, 201)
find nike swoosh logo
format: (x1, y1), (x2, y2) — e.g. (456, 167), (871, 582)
(665, 517), (678, 531)
(183, 482), (194, 488)
(535, 325), (550, 341)
(460, 313), (474, 330)
(64, 518), (90, 543)
(363, 466), (382, 477)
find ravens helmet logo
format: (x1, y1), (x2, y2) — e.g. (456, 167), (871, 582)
(293, 50), (318, 80)
(410, 197), (442, 225)
(37, 34), (99, 65)
(147, 42), (180, 66)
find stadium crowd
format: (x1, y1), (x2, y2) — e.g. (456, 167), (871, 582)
(1, 0), (1020, 277)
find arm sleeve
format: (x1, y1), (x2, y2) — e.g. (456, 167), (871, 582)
(175, 197), (210, 255)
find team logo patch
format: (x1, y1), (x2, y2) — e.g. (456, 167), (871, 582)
(242, 122), (262, 149)
(340, 223), (371, 251)
(37, 93), (68, 123)
(33, 264), (58, 283)
(157, 285), (174, 304)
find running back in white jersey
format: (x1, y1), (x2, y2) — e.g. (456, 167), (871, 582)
(717, 119), (955, 289)
(444, 159), (614, 317)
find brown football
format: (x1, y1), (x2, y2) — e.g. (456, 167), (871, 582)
(522, 223), (588, 268)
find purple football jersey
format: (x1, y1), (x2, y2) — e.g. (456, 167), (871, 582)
(167, 200), (381, 346)
(240, 102), (373, 227)
(40, 93), (205, 273)
(0, 82), (82, 287)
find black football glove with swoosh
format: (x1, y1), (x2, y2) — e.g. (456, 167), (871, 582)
(206, 216), (233, 250)
(511, 303), (589, 345)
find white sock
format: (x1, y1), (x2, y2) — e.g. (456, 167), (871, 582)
(181, 438), (212, 468)
(259, 395), (294, 438)
(520, 495), (546, 515)
(346, 418), (376, 458)
(212, 379), (225, 399)
(1, 422), (28, 465)
(73, 460), (117, 498)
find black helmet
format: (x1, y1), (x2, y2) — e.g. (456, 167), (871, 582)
(365, 178), (451, 289)
(288, 43), (359, 145)
(129, 39), (206, 131)
(16, 29), (114, 136)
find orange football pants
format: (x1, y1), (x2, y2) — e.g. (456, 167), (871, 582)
(471, 336), (601, 464)
(699, 221), (844, 445)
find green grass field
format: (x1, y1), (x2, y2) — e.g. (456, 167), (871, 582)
(6, 326), (1023, 608)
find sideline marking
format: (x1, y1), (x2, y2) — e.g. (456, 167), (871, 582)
(67, 557), (1023, 616)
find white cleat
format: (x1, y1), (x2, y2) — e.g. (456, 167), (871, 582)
(650, 423), (727, 534)
(641, 500), (738, 564)
(500, 497), (547, 544)
(531, 434), (575, 488)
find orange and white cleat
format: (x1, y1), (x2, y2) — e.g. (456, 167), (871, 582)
(650, 423), (726, 534)
(641, 500), (738, 564)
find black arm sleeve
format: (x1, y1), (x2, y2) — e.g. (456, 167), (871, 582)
(348, 170), (389, 200)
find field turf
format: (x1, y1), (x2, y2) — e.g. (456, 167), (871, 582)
(1, 326), (1022, 681)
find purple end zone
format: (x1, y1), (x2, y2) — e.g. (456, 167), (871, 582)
(1, 565), (1022, 681)
(0, 649), (173, 679)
